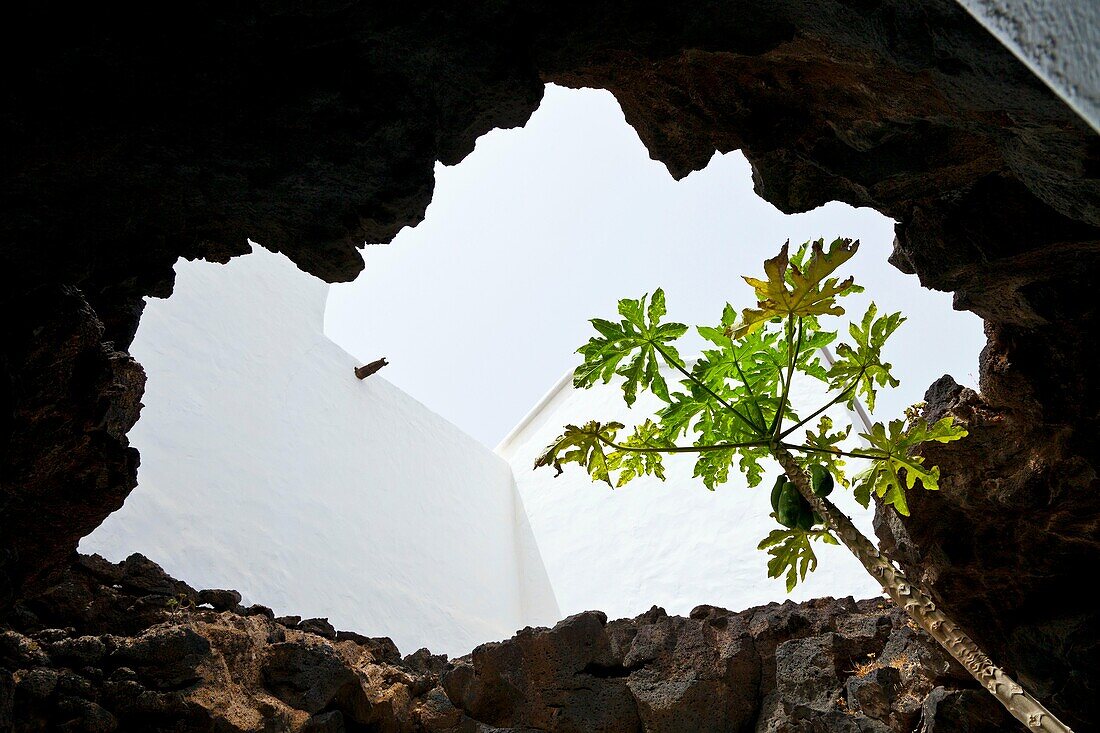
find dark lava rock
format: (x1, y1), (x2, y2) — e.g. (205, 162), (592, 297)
(118, 554), (197, 602)
(920, 686), (1008, 732)
(299, 617), (338, 640)
(55, 696), (118, 732)
(198, 588), (243, 612)
(274, 616), (302, 629)
(263, 641), (358, 714)
(335, 631), (402, 664)
(403, 648), (448, 676)
(0, 554), (1015, 732)
(111, 626), (211, 688)
(244, 604), (275, 619)
(0, 669), (12, 730)
(45, 635), (107, 666)
(302, 710), (346, 733)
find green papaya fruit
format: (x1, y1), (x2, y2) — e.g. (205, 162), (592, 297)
(809, 464), (834, 497)
(777, 481), (805, 528)
(770, 475), (788, 514)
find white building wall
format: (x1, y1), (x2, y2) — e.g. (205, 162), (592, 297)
(81, 246), (559, 657)
(498, 365), (883, 622)
(956, 0), (1099, 132)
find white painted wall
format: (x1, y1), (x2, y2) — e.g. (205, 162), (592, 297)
(81, 246), (559, 657)
(497, 365), (883, 622)
(956, 0), (1099, 132)
(81, 243), (883, 657)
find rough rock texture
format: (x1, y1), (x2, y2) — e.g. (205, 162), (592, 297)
(0, 554), (1011, 732)
(874, 375), (1100, 730)
(1, 0), (1098, 728)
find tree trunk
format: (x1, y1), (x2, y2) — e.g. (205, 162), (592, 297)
(774, 447), (1073, 733)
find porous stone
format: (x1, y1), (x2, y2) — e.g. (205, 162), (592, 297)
(198, 589), (243, 612)
(0, 555), (1014, 731)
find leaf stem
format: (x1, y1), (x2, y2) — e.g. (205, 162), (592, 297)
(770, 316), (801, 437)
(652, 342), (766, 434)
(778, 365), (867, 439)
(779, 441), (880, 461)
(597, 434), (771, 454)
(727, 334), (768, 430)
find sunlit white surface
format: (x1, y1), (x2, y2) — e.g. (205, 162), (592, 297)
(498, 366), (883, 620)
(82, 248), (559, 657)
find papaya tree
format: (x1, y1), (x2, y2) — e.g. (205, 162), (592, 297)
(534, 239), (1071, 732)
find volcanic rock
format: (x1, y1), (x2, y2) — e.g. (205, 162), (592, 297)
(0, 554), (1012, 732)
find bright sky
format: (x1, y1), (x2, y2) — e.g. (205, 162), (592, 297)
(325, 84), (985, 448)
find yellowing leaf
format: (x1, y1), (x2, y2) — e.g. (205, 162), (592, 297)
(852, 416), (968, 515)
(534, 421), (624, 487)
(734, 238), (860, 338)
(606, 420), (670, 487)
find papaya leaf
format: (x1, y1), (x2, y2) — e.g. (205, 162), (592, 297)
(758, 528), (840, 592)
(534, 421), (625, 487)
(786, 240), (865, 297)
(574, 289), (687, 406)
(690, 404), (741, 490)
(657, 390), (709, 440)
(827, 302), (904, 413)
(695, 309), (833, 431)
(734, 238), (860, 338)
(738, 444), (771, 488)
(852, 416), (968, 514)
(693, 446), (737, 491)
(802, 415), (852, 488)
(607, 420), (670, 487)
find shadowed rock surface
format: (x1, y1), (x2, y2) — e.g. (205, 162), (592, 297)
(1, 0), (1098, 729)
(0, 554), (1011, 732)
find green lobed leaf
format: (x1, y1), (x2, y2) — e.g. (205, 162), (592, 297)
(606, 420), (670, 487)
(574, 289), (687, 406)
(758, 528), (840, 591)
(851, 416), (968, 515)
(826, 303), (904, 413)
(801, 415), (852, 488)
(534, 421), (625, 487)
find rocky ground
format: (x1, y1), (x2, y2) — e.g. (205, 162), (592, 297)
(1, 553), (1010, 732)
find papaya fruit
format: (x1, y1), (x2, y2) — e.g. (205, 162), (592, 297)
(770, 475), (788, 514)
(796, 505), (815, 531)
(777, 481), (807, 528)
(809, 464), (834, 497)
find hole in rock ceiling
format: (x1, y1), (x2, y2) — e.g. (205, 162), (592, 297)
(80, 82), (989, 657)
(325, 84), (985, 448)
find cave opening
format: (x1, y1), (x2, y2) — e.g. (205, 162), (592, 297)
(78, 83), (985, 658)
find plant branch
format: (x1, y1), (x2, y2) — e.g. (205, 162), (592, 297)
(596, 434), (770, 454)
(652, 342), (766, 434)
(779, 442), (880, 461)
(770, 316), (801, 437)
(779, 365), (867, 439)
